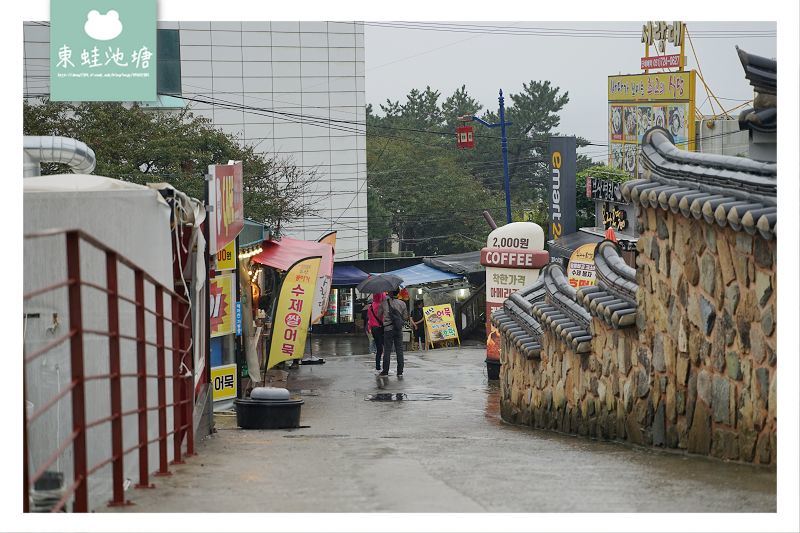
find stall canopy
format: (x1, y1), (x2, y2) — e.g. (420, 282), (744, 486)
(251, 236), (332, 272)
(381, 263), (462, 287)
(423, 251), (484, 275)
(332, 265), (369, 286)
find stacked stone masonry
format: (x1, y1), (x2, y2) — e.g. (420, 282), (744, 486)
(497, 128), (776, 465)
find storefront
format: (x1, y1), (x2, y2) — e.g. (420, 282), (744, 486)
(314, 265), (369, 334)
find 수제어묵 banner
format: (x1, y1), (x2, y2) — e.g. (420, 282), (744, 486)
(268, 256), (322, 369)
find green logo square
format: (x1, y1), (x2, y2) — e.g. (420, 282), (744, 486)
(50, 0), (157, 101)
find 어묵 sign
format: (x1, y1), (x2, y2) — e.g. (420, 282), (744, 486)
(423, 304), (460, 347)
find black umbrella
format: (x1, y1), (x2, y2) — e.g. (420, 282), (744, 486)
(356, 273), (403, 294)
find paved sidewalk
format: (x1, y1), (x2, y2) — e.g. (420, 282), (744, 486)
(106, 347), (776, 512)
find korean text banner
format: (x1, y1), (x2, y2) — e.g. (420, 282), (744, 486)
(211, 364), (237, 402)
(423, 304), (460, 346)
(268, 256), (322, 369)
(210, 273), (234, 338)
(209, 161), (244, 254)
(50, 0), (156, 101)
(608, 72), (695, 102)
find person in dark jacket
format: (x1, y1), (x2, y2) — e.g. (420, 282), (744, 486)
(379, 290), (409, 376)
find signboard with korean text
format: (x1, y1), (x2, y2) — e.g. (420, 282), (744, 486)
(50, 0), (157, 101)
(211, 364), (237, 402)
(312, 232), (337, 324)
(548, 137), (577, 241)
(423, 304), (460, 348)
(209, 273), (234, 338)
(608, 71), (696, 176)
(267, 256), (321, 369)
(480, 222), (548, 362)
(216, 240), (236, 271)
(209, 162), (244, 254)
(586, 176), (638, 238)
(567, 244), (597, 289)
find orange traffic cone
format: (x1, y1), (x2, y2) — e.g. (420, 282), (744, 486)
(604, 227), (618, 242)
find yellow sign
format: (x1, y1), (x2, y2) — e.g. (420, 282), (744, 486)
(608, 71), (696, 175)
(210, 273), (234, 338)
(211, 364), (237, 402)
(608, 72), (695, 102)
(268, 256), (322, 369)
(216, 240), (236, 271)
(567, 243), (597, 289)
(423, 304), (461, 349)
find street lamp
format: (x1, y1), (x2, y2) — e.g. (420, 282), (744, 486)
(458, 89), (513, 224)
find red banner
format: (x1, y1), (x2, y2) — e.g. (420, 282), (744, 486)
(209, 161), (244, 254)
(641, 54), (681, 71)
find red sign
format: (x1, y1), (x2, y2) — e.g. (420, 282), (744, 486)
(456, 125), (475, 149)
(480, 247), (550, 269)
(641, 54), (681, 71)
(209, 161), (244, 254)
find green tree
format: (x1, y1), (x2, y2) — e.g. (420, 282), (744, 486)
(575, 165), (630, 229)
(23, 99), (319, 231)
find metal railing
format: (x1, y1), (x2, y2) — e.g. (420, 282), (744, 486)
(23, 229), (196, 512)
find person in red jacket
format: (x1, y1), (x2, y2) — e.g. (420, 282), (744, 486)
(366, 292), (386, 372)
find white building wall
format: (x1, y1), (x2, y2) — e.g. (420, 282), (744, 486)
(23, 21), (368, 261)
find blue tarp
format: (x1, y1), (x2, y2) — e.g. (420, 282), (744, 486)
(381, 263), (462, 287)
(332, 264), (370, 286)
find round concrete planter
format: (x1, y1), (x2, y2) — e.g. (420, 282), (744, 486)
(234, 398), (304, 429)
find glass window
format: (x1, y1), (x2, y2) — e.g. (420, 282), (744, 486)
(157, 29), (182, 95)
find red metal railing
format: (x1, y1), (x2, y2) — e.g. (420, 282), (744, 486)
(23, 229), (197, 512)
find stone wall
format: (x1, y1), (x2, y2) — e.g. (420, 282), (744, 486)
(500, 207), (777, 464)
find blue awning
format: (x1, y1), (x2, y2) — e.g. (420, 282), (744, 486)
(332, 265), (369, 286)
(381, 263), (462, 287)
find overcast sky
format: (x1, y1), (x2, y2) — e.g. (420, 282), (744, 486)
(363, 21), (776, 163)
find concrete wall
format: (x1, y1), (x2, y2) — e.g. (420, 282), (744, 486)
(500, 207), (777, 464)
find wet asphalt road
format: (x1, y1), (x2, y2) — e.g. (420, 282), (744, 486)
(107, 340), (776, 513)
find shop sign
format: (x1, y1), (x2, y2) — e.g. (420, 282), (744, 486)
(586, 177), (627, 205)
(268, 256), (321, 369)
(235, 301), (242, 337)
(211, 364), (237, 402)
(209, 161), (244, 254)
(641, 21), (684, 53)
(548, 137), (577, 241)
(312, 232), (336, 325)
(608, 71), (696, 176)
(209, 273), (234, 338)
(216, 240), (236, 271)
(423, 304), (460, 346)
(567, 243), (597, 289)
(480, 222), (547, 361)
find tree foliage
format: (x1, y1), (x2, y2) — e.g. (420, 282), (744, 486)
(575, 165), (631, 229)
(23, 99), (319, 231)
(367, 81), (592, 255)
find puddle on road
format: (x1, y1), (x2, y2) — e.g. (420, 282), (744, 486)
(365, 392), (453, 402)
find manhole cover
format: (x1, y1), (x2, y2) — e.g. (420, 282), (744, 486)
(365, 392), (452, 402)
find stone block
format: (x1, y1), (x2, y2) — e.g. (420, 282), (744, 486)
(755, 270), (773, 307)
(652, 334), (666, 372)
(677, 388), (685, 415)
(726, 352), (742, 380)
(768, 375), (776, 421)
(651, 241), (661, 273)
(554, 380), (566, 410)
(687, 400), (712, 455)
(678, 317), (688, 353)
(688, 293), (716, 336)
(739, 429), (758, 462)
(676, 353), (689, 386)
(666, 380), (676, 424)
(687, 370), (698, 426)
(704, 224), (717, 250)
(653, 402), (666, 446)
(623, 378), (633, 412)
(720, 311), (736, 347)
(700, 253), (717, 295)
(712, 375), (731, 424)
(732, 254), (750, 288)
(636, 367), (650, 398)
(724, 283), (740, 317)
(711, 428), (739, 460)
(749, 327), (766, 365)
(626, 413), (643, 445)
(684, 255), (700, 286)
(716, 236), (737, 286)
(754, 238), (772, 268)
(756, 432), (771, 464)
(676, 419), (688, 449)
(755, 367), (769, 408)
(697, 370), (712, 406)
(761, 305), (775, 337)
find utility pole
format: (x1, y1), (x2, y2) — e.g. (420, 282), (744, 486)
(459, 89), (513, 224)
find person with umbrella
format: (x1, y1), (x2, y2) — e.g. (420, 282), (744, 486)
(357, 274), (406, 376)
(366, 292), (385, 372)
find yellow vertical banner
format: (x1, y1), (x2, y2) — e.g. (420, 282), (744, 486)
(268, 256), (322, 369)
(210, 273), (234, 338)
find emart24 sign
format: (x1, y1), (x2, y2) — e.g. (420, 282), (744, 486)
(50, 0), (157, 101)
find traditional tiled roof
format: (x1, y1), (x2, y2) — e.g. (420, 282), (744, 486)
(491, 280), (545, 360)
(575, 241), (638, 329)
(622, 128), (777, 239)
(736, 46), (777, 134)
(530, 264), (593, 354)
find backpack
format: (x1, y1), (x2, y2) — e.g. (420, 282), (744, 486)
(387, 298), (405, 330)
